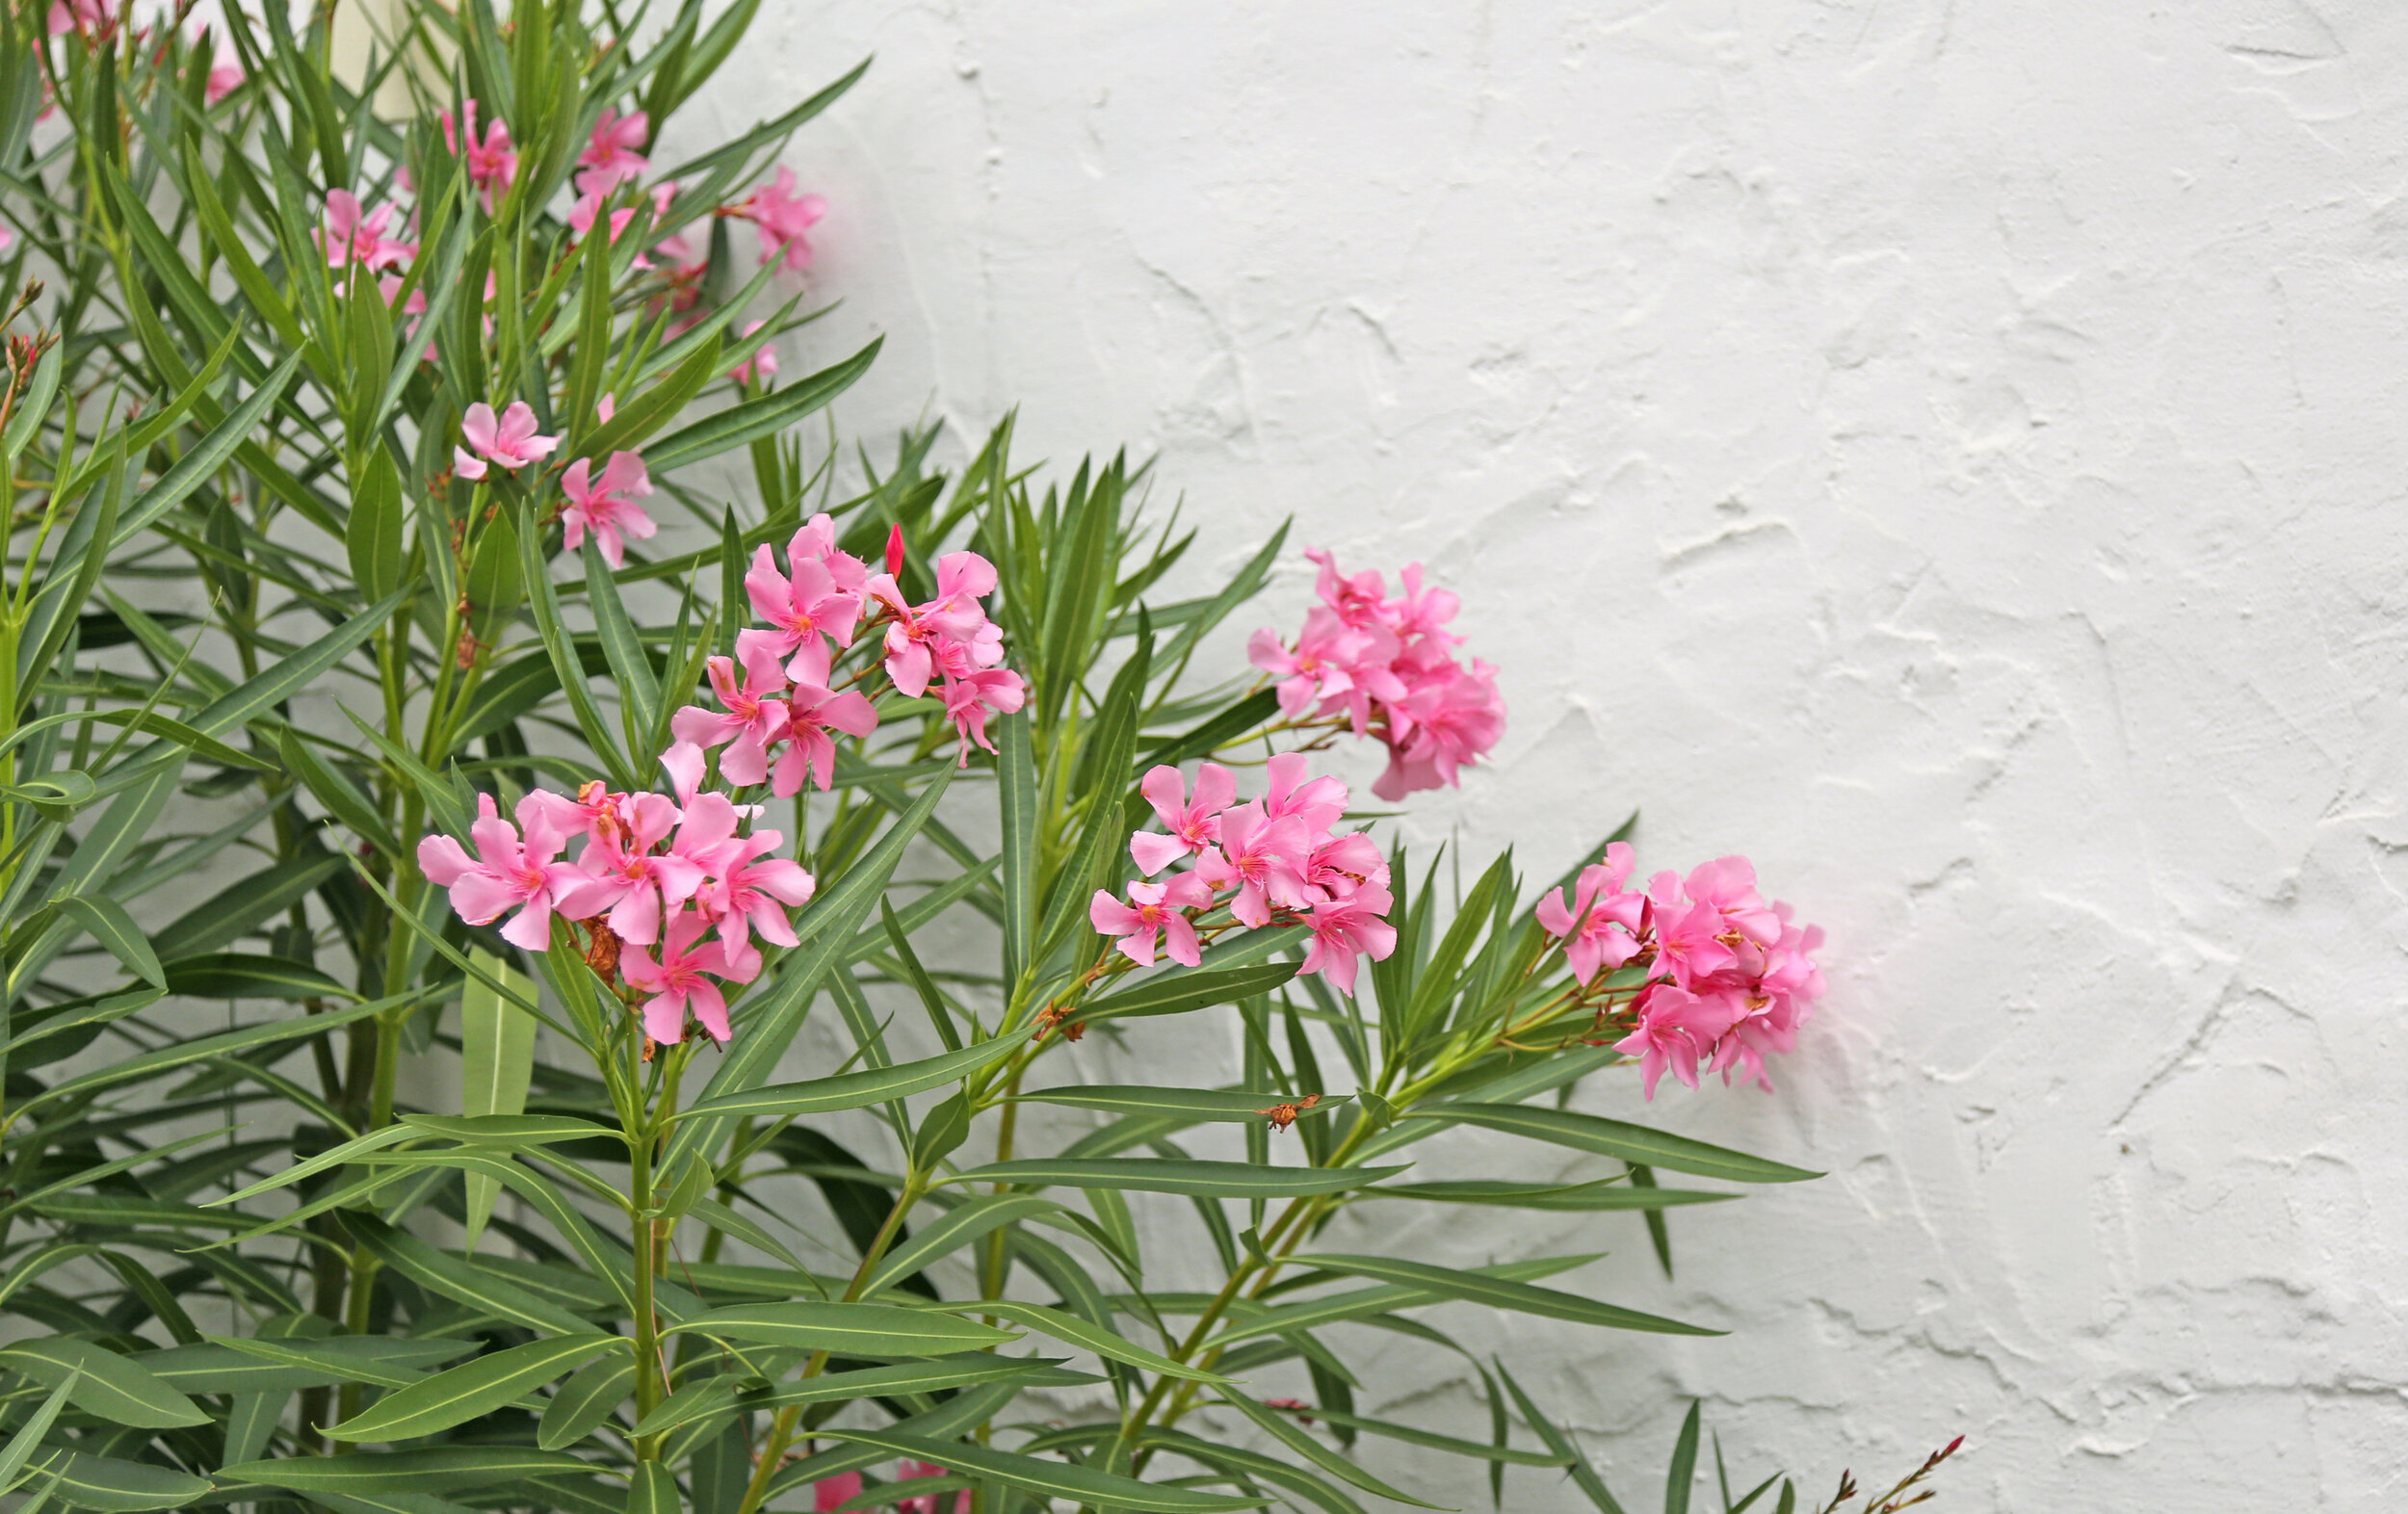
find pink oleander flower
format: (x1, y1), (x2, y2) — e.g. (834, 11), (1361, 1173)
(204, 50), (243, 105)
(575, 107), (650, 197)
(1193, 800), (1312, 929)
(454, 401), (561, 480)
(1253, 548), (1505, 796)
(1131, 762), (1235, 876)
(1534, 842), (1646, 982)
(1299, 883), (1398, 996)
(892, 1463), (968, 1514)
(1299, 830), (1389, 901)
(1645, 871), (1741, 990)
(46, 0), (112, 36)
(1709, 908), (1826, 1090)
(698, 828), (816, 951)
(773, 681), (879, 795)
(730, 320), (778, 384)
(735, 167), (825, 274)
(554, 789), (699, 947)
(865, 550), (1006, 699)
(560, 450), (656, 568)
(670, 635), (792, 787)
(1373, 659), (1506, 801)
(418, 793), (612, 953)
(1613, 984), (1744, 1101)
(440, 100), (516, 211)
(744, 533), (862, 683)
(375, 275), (434, 361)
(622, 909), (756, 1045)
(319, 190), (414, 274)
(568, 191), (649, 268)
(812, 1474), (862, 1514)
(938, 666), (1026, 763)
(1262, 752), (1348, 832)
(1089, 874), (1214, 968)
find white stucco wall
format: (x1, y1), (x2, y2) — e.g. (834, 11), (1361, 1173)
(675, 3), (2408, 1506)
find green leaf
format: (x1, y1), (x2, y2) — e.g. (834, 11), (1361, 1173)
(1214, 1391), (1449, 1509)
(343, 1214), (598, 1337)
(348, 449), (407, 600)
(459, 948), (540, 1252)
(1268, 1405), (1566, 1467)
(148, 1337), (474, 1394)
(1283, 1254), (1718, 1337)
(816, 1429), (1265, 1514)
(219, 1448), (594, 1496)
(950, 1159), (1402, 1198)
(162, 953), (351, 1001)
(627, 1461), (677, 1514)
(465, 512), (526, 647)
(537, 1355), (635, 1449)
(109, 352), (305, 549)
(1397, 1105), (1819, 1185)
(643, 339), (880, 474)
(996, 708), (1036, 986)
(1081, 959), (1302, 1022)
(677, 1025), (1032, 1122)
(54, 896), (164, 989)
(976, 1299), (1229, 1384)
(28, 1451), (210, 1512)
(1663, 1400), (1700, 1514)
(747, 1354), (1096, 1412)
(279, 730), (404, 858)
(1370, 1178), (1736, 1211)
(150, 852), (346, 959)
(1010, 1085), (1348, 1123)
(327, 1335), (623, 1443)
(0, 1341), (201, 1430)
(859, 1194), (1060, 1297)
(1493, 1362), (1629, 1514)
(0, 1372), (76, 1491)
(186, 589), (407, 739)
(584, 540), (660, 745)
(15, 991), (399, 1116)
(665, 1302), (1017, 1356)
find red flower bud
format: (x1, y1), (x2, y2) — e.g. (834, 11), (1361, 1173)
(885, 523), (905, 579)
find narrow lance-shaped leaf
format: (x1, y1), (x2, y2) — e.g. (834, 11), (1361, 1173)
(459, 949), (540, 1252)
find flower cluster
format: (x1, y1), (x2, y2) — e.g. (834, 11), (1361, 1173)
(1535, 846), (1825, 1097)
(418, 771), (812, 1047)
(666, 515), (1025, 790)
(1090, 754), (1396, 994)
(1249, 549), (1505, 801)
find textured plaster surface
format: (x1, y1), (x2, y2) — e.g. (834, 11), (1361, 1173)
(672, 2), (2408, 1506)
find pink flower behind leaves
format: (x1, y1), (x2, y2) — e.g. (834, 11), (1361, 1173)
(204, 50), (243, 105)
(575, 107), (650, 197)
(735, 167), (825, 274)
(46, 0), (112, 37)
(417, 793), (611, 953)
(812, 1474), (862, 1514)
(440, 100), (516, 211)
(319, 190), (414, 274)
(1090, 875), (1214, 968)
(560, 450), (656, 568)
(730, 320), (778, 384)
(454, 401), (561, 480)
(892, 1464), (968, 1514)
